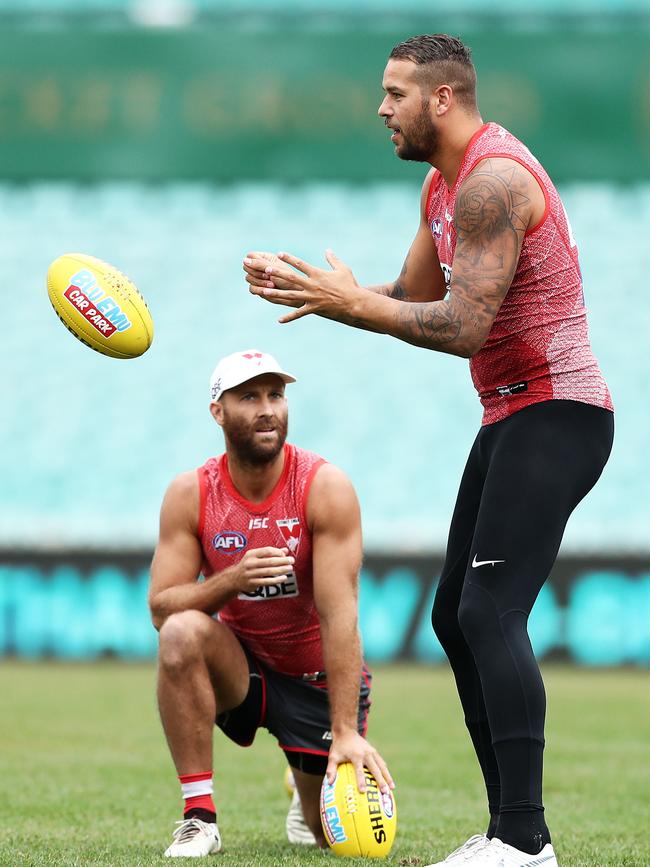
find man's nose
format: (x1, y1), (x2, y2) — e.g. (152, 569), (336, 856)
(378, 97), (391, 118)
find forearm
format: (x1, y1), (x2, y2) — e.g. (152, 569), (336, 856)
(320, 614), (363, 734)
(365, 281), (408, 300)
(346, 289), (478, 357)
(150, 569), (238, 629)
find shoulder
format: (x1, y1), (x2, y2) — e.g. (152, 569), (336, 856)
(464, 156), (541, 202)
(161, 470), (200, 530)
(306, 463), (360, 530)
(165, 469), (199, 500)
(456, 157), (538, 236)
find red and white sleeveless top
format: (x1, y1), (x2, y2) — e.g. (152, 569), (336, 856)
(426, 122), (613, 425)
(197, 443), (325, 675)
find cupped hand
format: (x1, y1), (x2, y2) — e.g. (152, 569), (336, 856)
(326, 729), (394, 795)
(243, 249), (364, 324)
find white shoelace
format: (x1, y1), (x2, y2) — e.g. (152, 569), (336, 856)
(445, 835), (489, 861)
(171, 818), (210, 844)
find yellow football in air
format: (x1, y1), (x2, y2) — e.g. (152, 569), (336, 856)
(47, 253), (154, 359)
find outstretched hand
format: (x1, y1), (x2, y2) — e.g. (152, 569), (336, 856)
(243, 249), (364, 324)
(326, 730), (394, 795)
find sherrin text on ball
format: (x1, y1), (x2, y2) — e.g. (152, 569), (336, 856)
(320, 763), (396, 858)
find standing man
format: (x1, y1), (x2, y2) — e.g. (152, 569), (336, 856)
(149, 349), (392, 858)
(243, 34), (613, 867)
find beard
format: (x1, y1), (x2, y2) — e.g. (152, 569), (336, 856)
(222, 411), (288, 466)
(395, 103), (439, 162)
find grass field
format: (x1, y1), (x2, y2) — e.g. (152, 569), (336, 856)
(1, 663), (648, 867)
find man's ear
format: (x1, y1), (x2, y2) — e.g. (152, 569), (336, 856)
(434, 84), (453, 116)
(210, 402), (224, 427)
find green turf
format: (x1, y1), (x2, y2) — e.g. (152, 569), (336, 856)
(0, 663), (648, 866)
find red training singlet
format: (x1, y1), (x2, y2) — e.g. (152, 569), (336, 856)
(426, 122), (613, 425)
(197, 443), (326, 676)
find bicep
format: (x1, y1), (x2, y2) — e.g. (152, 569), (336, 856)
(149, 476), (204, 598)
(449, 159), (531, 346)
(309, 468), (362, 618)
(395, 221), (447, 303)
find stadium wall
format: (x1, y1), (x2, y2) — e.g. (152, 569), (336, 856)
(1, 551), (648, 665)
(0, 21), (648, 182)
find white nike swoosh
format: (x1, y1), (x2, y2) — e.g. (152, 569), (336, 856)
(472, 555), (506, 568)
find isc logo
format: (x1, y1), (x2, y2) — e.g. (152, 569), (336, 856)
(249, 517), (269, 529)
(212, 531), (247, 553)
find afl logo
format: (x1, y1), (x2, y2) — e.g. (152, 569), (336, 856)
(431, 218), (443, 240)
(212, 531), (247, 553)
(381, 791), (395, 819)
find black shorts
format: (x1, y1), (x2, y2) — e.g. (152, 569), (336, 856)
(216, 645), (372, 776)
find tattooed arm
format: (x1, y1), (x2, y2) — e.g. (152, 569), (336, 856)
(386, 157), (534, 356)
(246, 158), (543, 357)
(367, 169), (447, 302)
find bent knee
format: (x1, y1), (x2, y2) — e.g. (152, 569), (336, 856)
(158, 610), (216, 668)
(457, 583), (501, 648)
(431, 586), (463, 647)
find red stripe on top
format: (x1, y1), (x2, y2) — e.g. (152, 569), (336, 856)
(196, 465), (208, 541)
(220, 443), (294, 515)
(299, 457), (326, 527)
(179, 772), (213, 784)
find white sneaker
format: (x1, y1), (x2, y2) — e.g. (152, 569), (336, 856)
(425, 834), (491, 865)
(285, 788), (317, 845)
(460, 837), (558, 866)
(164, 817), (222, 857)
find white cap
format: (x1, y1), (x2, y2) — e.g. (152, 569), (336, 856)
(209, 349), (297, 403)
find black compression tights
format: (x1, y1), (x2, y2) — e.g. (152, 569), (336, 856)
(432, 400), (614, 854)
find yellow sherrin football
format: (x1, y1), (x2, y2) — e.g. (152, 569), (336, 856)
(320, 763), (397, 858)
(47, 253), (153, 358)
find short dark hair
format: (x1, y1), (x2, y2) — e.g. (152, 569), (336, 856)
(389, 34), (477, 109)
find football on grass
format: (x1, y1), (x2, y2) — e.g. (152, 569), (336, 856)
(320, 763), (397, 858)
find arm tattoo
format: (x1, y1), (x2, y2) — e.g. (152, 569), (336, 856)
(388, 253), (410, 300)
(394, 159), (530, 355)
(369, 253), (410, 300)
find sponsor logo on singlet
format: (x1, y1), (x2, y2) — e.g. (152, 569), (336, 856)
(212, 531), (247, 553)
(237, 570), (299, 601)
(496, 381), (528, 396)
(441, 262), (452, 287)
(431, 217), (443, 240)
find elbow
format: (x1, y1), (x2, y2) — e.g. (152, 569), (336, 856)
(459, 332), (488, 358)
(151, 614), (164, 632)
(148, 596), (165, 632)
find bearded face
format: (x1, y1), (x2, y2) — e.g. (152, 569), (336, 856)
(221, 404), (288, 465)
(216, 375), (289, 466)
(393, 99), (440, 162)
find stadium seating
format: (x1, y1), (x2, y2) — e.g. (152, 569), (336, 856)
(0, 0), (646, 11)
(0, 181), (647, 552)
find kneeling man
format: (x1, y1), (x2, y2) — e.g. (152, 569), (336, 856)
(149, 349), (392, 857)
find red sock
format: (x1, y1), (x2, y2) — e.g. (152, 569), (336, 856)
(179, 771), (216, 816)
